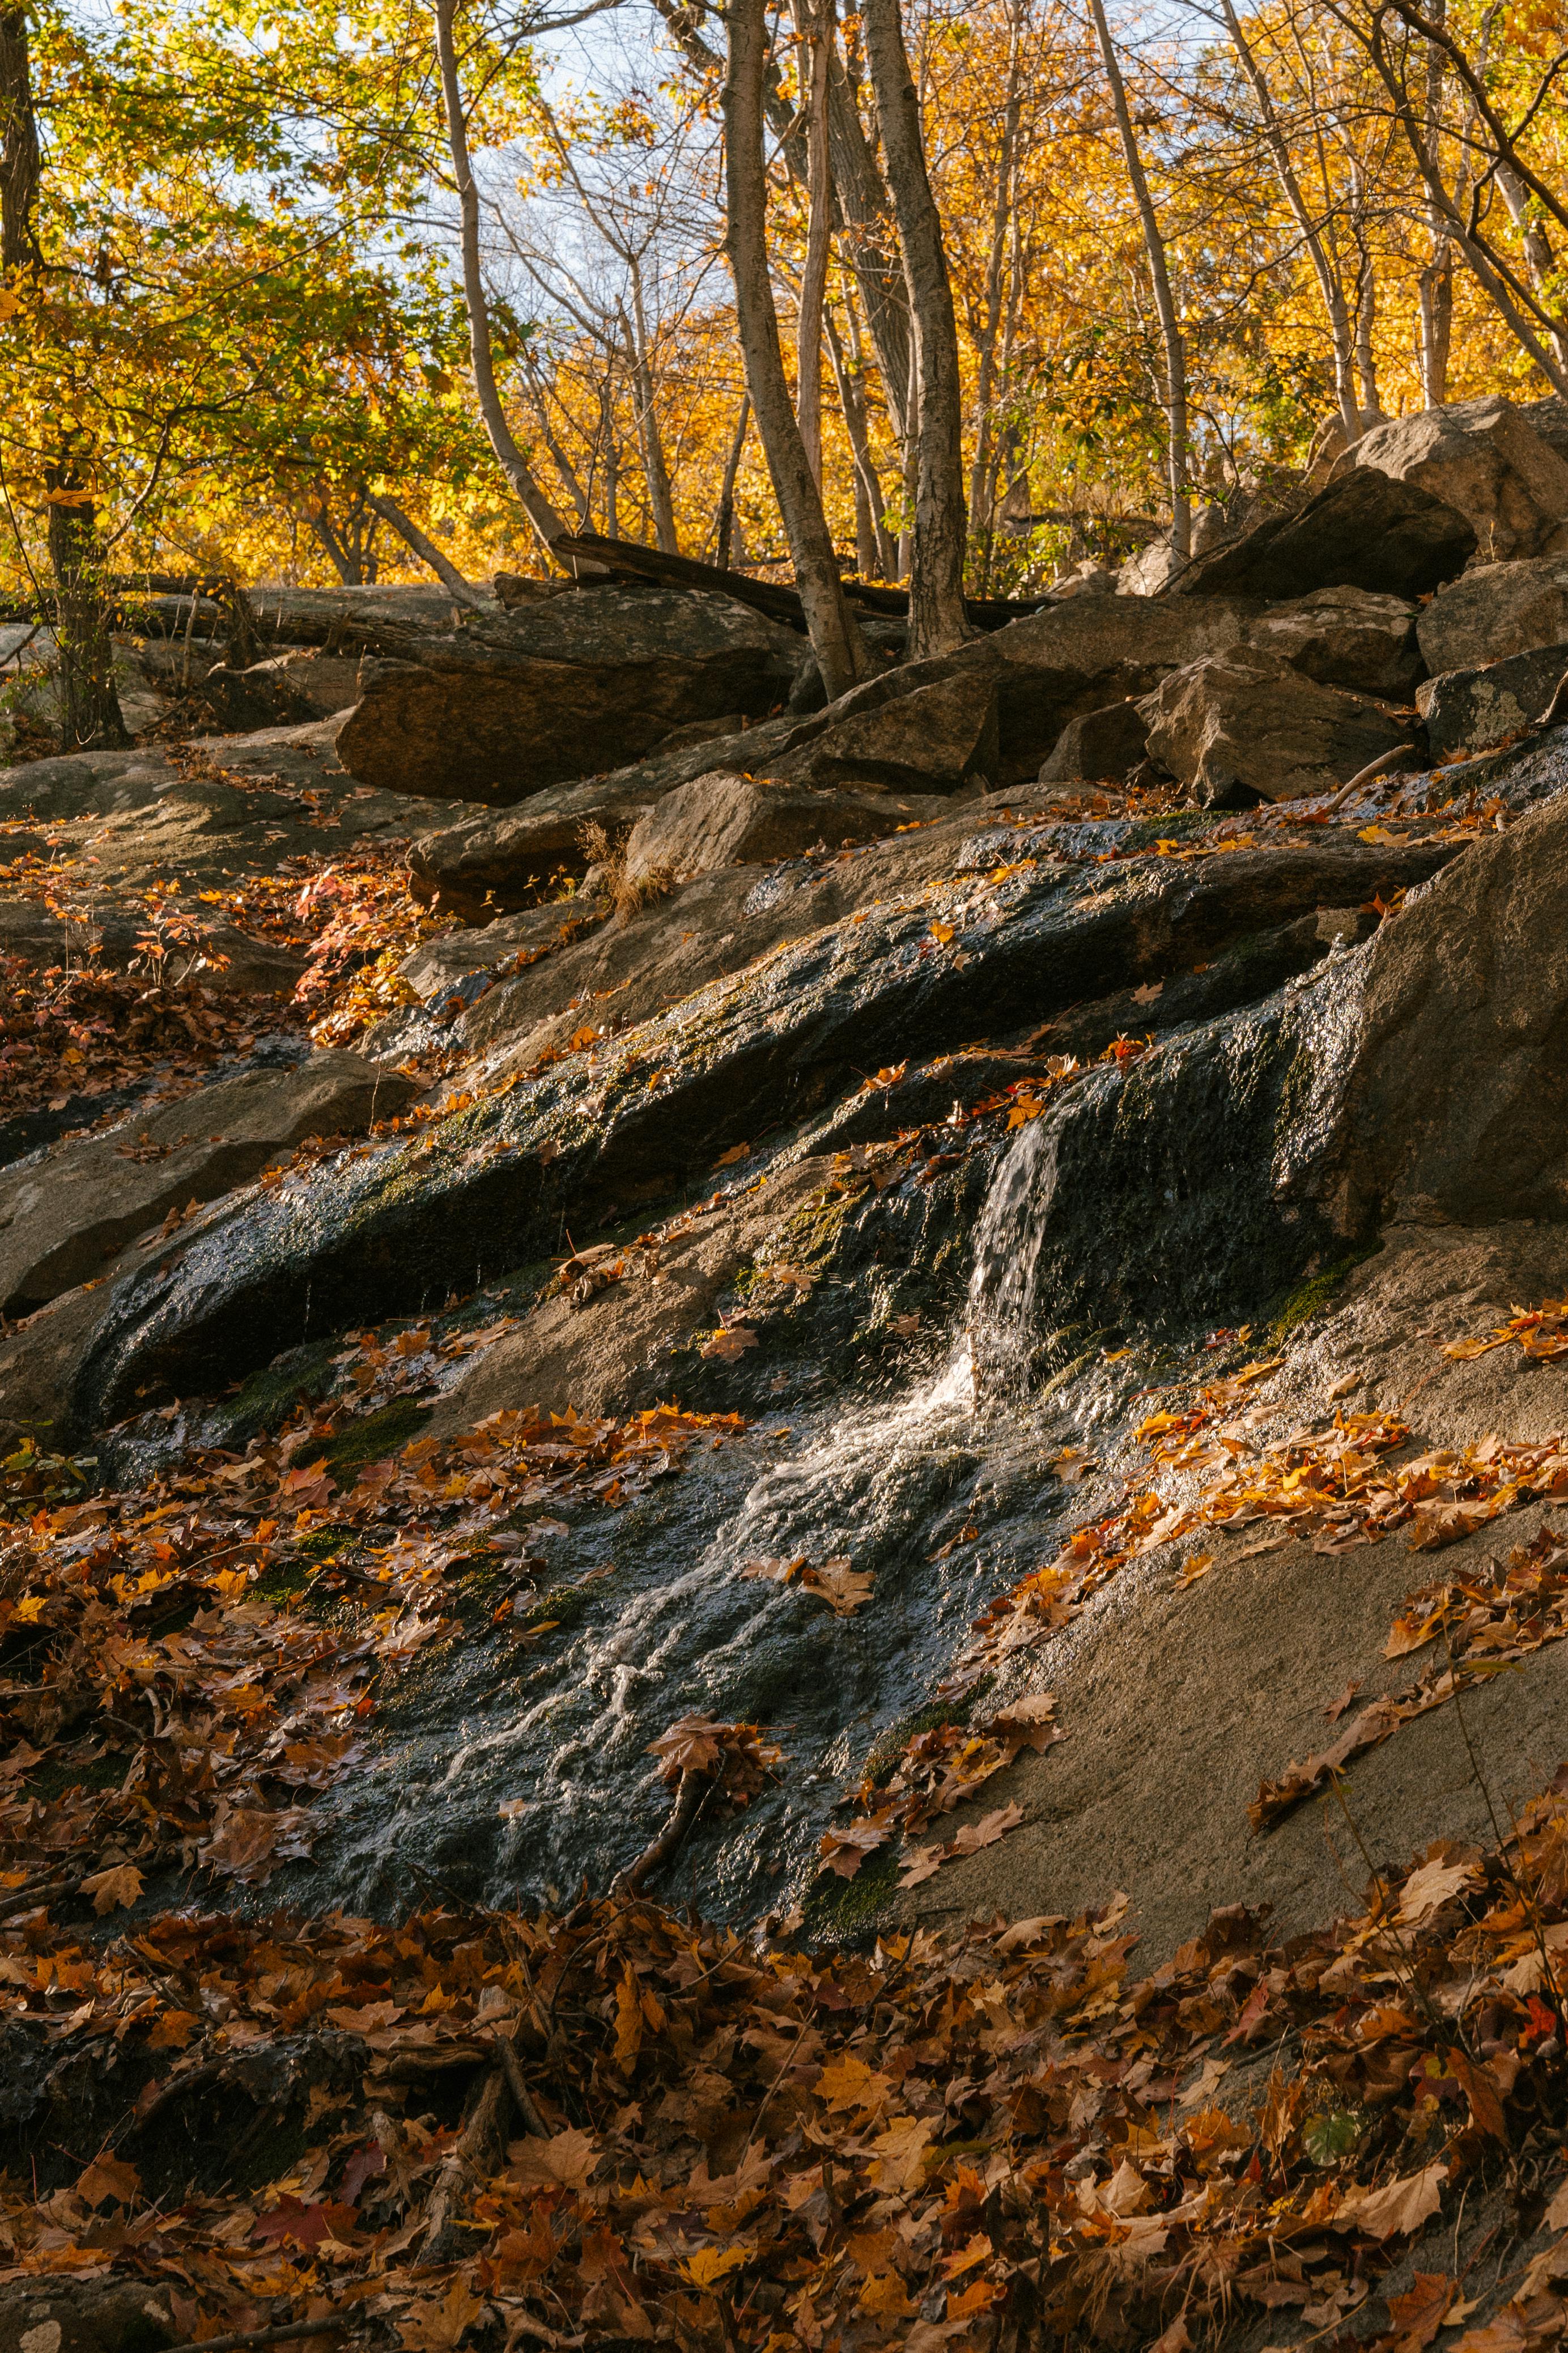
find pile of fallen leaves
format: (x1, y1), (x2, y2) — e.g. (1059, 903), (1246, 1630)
(0, 955), (303, 1129)
(7, 1778), (1568, 2350)
(0, 1398), (745, 1911)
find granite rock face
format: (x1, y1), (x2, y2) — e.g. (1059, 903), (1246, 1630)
(1137, 645), (1409, 801)
(1347, 396), (1568, 562)
(1171, 469), (1476, 601)
(334, 586), (809, 803)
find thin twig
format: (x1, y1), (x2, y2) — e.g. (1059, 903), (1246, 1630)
(160, 2323), (351, 2353)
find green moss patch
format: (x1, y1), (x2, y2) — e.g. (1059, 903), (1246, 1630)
(1270, 1245), (1378, 1340)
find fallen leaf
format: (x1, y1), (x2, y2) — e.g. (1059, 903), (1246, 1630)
(508, 2126), (599, 2189)
(702, 1325), (759, 1362)
(1337, 2161), (1446, 2239)
(685, 2242), (752, 2287)
(81, 1863), (143, 1914)
(399, 2279), (487, 2351)
(713, 1142), (751, 1165)
(949, 1801), (1024, 1855)
(76, 2155), (140, 2208)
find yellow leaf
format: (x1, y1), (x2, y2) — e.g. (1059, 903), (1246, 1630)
(146, 2007), (199, 2049)
(859, 2273), (915, 2318)
(930, 919), (955, 944)
(684, 2242), (752, 2287)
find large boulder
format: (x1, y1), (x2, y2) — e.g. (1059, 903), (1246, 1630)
(0, 1050), (417, 1317)
(1171, 469), (1475, 601)
(622, 771), (952, 879)
(774, 668), (999, 791)
(1417, 556), (1568, 673)
(1244, 585), (1423, 697)
(334, 586), (807, 803)
(1417, 642), (1568, 758)
(1323, 790), (1568, 1230)
(1038, 698), (1149, 783)
(1137, 645), (1410, 802)
(1347, 396), (1568, 562)
(815, 594), (1256, 787)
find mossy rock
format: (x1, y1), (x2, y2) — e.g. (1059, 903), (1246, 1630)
(801, 1839), (902, 1947)
(310, 1397), (432, 1481)
(206, 1340), (339, 1448)
(1270, 1245), (1376, 1339)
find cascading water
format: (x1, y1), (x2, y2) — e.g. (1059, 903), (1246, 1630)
(291, 1110), (1106, 1926)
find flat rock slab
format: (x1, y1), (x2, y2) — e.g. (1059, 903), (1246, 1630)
(1244, 584), (1423, 698)
(334, 586), (808, 803)
(1418, 641), (1568, 757)
(896, 1220), (1568, 1967)
(0, 1048), (415, 1317)
(623, 770), (955, 878)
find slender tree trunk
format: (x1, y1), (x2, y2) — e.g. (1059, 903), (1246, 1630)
(794, 0), (833, 486)
(825, 303), (895, 577)
(860, 0), (969, 655)
(432, 0), (568, 555)
(4, 18), (125, 745)
(715, 393), (750, 569)
(45, 469), (130, 749)
(364, 493), (485, 607)
(627, 266), (678, 552)
(723, 0), (866, 698)
(0, 5), (39, 274)
(1086, 0), (1190, 557)
(1417, 11), (1452, 404)
(307, 502), (362, 584)
(967, 7), (1023, 591)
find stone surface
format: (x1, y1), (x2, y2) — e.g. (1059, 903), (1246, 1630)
(774, 668), (999, 791)
(1137, 645), (1409, 801)
(1172, 468), (1475, 601)
(1416, 642), (1568, 758)
(199, 647), (362, 730)
(1244, 584), (1423, 697)
(1037, 698), (1149, 782)
(0, 1049), (417, 1316)
(622, 770), (953, 878)
(334, 586), (807, 802)
(1321, 789), (1568, 1230)
(64, 828), (1456, 1424)
(1348, 395), (1568, 562)
(1417, 555), (1568, 674)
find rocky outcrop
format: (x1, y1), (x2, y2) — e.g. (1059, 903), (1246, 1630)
(1321, 790), (1568, 1230)
(773, 669), (1000, 791)
(334, 586), (808, 803)
(60, 825), (1458, 1426)
(1347, 395), (1568, 562)
(1038, 698), (1149, 782)
(622, 770), (953, 879)
(199, 648), (362, 730)
(1136, 645), (1410, 802)
(0, 1050), (415, 1317)
(1244, 584), (1423, 697)
(1417, 556), (1568, 673)
(1417, 643), (1568, 758)
(1171, 468), (1475, 601)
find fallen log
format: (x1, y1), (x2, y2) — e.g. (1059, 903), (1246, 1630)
(549, 530), (1049, 634)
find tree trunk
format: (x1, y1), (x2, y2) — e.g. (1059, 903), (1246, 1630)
(1086, 0), (1191, 557)
(723, 0), (866, 698)
(0, 5), (40, 273)
(715, 393), (750, 570)
(861, 0), (969, 656)
(5, 18), (126, 748)
(966, 6), (1023, 594)
(825, 303), (895, 578)
(432, 0), (569, 555)
(627, 264), (678, 553)
(1418, 12), (1452, 405)
(794, 0), (833, 486)
(45, 469), (130, 749)
(364, 493), (485, 607)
